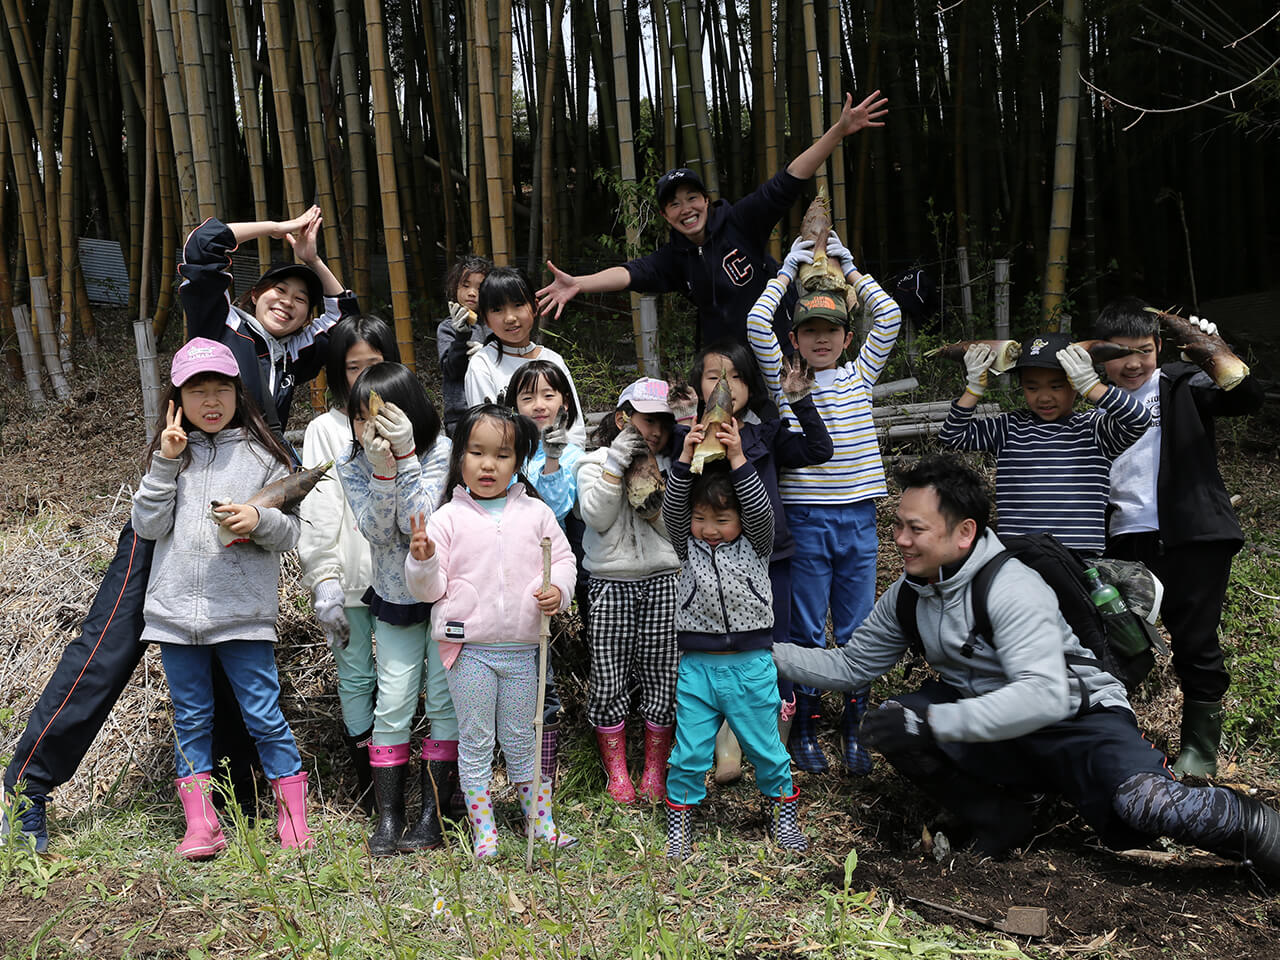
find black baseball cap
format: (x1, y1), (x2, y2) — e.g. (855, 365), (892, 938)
(1013, 333), (1072, 370)
(257, 262), (324, 313)
(655, 168), (708, 207)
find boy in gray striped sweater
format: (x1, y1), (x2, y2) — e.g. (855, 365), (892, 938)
(938, 333), (1151, 555)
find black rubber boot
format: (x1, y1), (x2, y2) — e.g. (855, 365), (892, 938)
(841, 689), (873, 776)
(788, 692), (829, 773)
(1234, 793), (1280, 876)
(367, 765), (407, 857)
(399, 761), (458, 851)
(888, 747), (1033, 858)
(343, 729), (376, 816)
(1172, 700), (1223, 778)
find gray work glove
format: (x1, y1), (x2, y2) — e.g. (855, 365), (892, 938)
(448, 300), (473, 332)
(603, 424), (648, 477)
(541, 411), (570, 461)
(779, 237), (815, 283)
(826, 230), (856, 276)
(313, 579), (350, 651)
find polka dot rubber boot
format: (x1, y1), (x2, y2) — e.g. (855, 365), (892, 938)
(464, 787), (499, 860)
(517, 783), (577, 849)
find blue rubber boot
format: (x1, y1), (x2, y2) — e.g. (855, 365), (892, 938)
(2, 791), (49, 853)
(788, 692), (829, 773)
(841, 689), (874, 776)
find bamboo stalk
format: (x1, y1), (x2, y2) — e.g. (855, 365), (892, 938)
(227, 0), (272, 270)
(1041, 0), (1084, 330)
(152, 61), (177, 343)
(539, 0), (567, 267)
(137, 0), (162, 431)
(473, 0), (509, 262)
(116, 17), (145, 318)
(498, 0), (516, 258)
(332, 0), (371, 295)
(467, 24), (487, 256)
(422, 1), (458, 261)
(149, 0), (199, 231)
(12, 305), (48, 405)
(175, 0), (217, 221)
(683, 0), (718, 195)
(800, 0), (827, 198)
(652, 0), (676, 171)
(526, 536), (553, 873)
(0, 111), (19, 385)
(263, 0), (307, 219)
(59, 0), (88, 370)
(827, 4), (846, 224)
(757, 0), (779, 259)
(364, 0), (415, 367)
(39, 0), (61, 317)
(608, 0), (647, 371)
(666, 0), (699, 168)
(293, 2), (342, 262)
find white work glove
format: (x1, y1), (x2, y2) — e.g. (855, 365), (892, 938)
(778, 237), (815, 282)
(448, 300), (473, 332)
(1056, 344), (1101, 396)
(362, 419), (397, 477)
(313, 579), (350, 651)
(963, 343), (996, 398)
(541, 415), (570, 462)
(826, 230), (856, 276)
(376, 401), (416, 459)
(603, 424), (648, 478)
(466, 339), (485, 358)
(668, 382), (698, 424)
(1181, 315), (1219, 362)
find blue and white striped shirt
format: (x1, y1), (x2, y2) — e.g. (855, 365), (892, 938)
(938, 387), (1151, 554)
(747, 274), (901, 505)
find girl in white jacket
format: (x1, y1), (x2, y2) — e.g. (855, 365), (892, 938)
(297, 316), (398, 814)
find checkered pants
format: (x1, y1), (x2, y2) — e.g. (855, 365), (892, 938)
(586, 574), (679, 727)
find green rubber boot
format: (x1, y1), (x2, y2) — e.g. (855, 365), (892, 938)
(1172, 700), (1223, 778)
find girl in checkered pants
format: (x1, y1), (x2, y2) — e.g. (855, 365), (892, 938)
(576, 378), (682, 804)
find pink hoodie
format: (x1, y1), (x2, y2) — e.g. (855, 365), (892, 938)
(404, 483), (576, 669)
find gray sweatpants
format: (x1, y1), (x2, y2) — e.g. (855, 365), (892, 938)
(446, 644), (538, 793)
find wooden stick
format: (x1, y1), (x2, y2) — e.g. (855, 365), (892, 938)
(526, 536), (553, 872)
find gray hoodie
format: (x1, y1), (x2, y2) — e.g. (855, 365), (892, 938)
(131, 430), (300, 646)
(773, 529), (1131, 743)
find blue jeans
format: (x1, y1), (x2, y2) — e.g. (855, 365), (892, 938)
(666, 650), (793, 807)
(784, 501), (877, 696)
(160, 641), (302, 781)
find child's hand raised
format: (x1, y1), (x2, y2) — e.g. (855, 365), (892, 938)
(668, 382), (698, 424)
(409, 512), (435, 561)
(780, 356), (815, 404)
(716, 417), (746, 468)
(679, 422), (706, 464)
(160, 401), (188, 459)
(362, 420), (397, 477)
(533, 584), (562, 616)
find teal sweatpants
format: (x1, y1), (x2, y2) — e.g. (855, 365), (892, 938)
(665, 649), (793, 806)
(372, 619), (458, 745)
(332, 606), (376, 736)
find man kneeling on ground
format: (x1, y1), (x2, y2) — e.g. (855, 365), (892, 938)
(773, 453), (1280, 874)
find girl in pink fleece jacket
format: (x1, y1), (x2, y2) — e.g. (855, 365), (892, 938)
(406, 404), (577, 860)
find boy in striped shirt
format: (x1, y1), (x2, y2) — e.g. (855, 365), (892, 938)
(938, 333), (1151, 555)
(746, 232), (902, 775)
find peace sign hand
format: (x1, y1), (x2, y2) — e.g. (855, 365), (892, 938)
(409, 511), (436, 561)
(160, 401), (188, 459)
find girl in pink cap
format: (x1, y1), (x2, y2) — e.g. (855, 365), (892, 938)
(131, 339), (313, 860)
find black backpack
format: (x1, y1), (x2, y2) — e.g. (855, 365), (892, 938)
(894, 533), (1158, 697)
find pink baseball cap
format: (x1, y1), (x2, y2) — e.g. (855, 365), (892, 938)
(617, 378), (671, 414)
(171, 337), (240, 386)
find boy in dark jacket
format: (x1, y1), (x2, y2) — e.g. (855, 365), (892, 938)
(535, 91), (888, 348)
(661, 417), (805, 859)
(1094, 297), (1265, 776)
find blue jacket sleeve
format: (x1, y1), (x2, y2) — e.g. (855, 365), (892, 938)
(771, 396), (834, 468)
(623, 244), (682, 295)
(726, 168), (807, 246)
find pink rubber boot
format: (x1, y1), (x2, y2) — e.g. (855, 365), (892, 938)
(271, 771), (315, 851)
(636, 721), (674, 803)
(595, 721), (636, 804)
(175, 772), (228, 861)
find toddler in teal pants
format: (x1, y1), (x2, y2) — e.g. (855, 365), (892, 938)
(660, 416), (807, 858)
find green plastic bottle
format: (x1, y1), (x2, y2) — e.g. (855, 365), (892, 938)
(1084, 567), (1147, 657)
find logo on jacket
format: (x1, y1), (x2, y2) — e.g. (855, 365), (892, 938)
(722, 249), (753, 287)
(445, 621), (465, 641)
